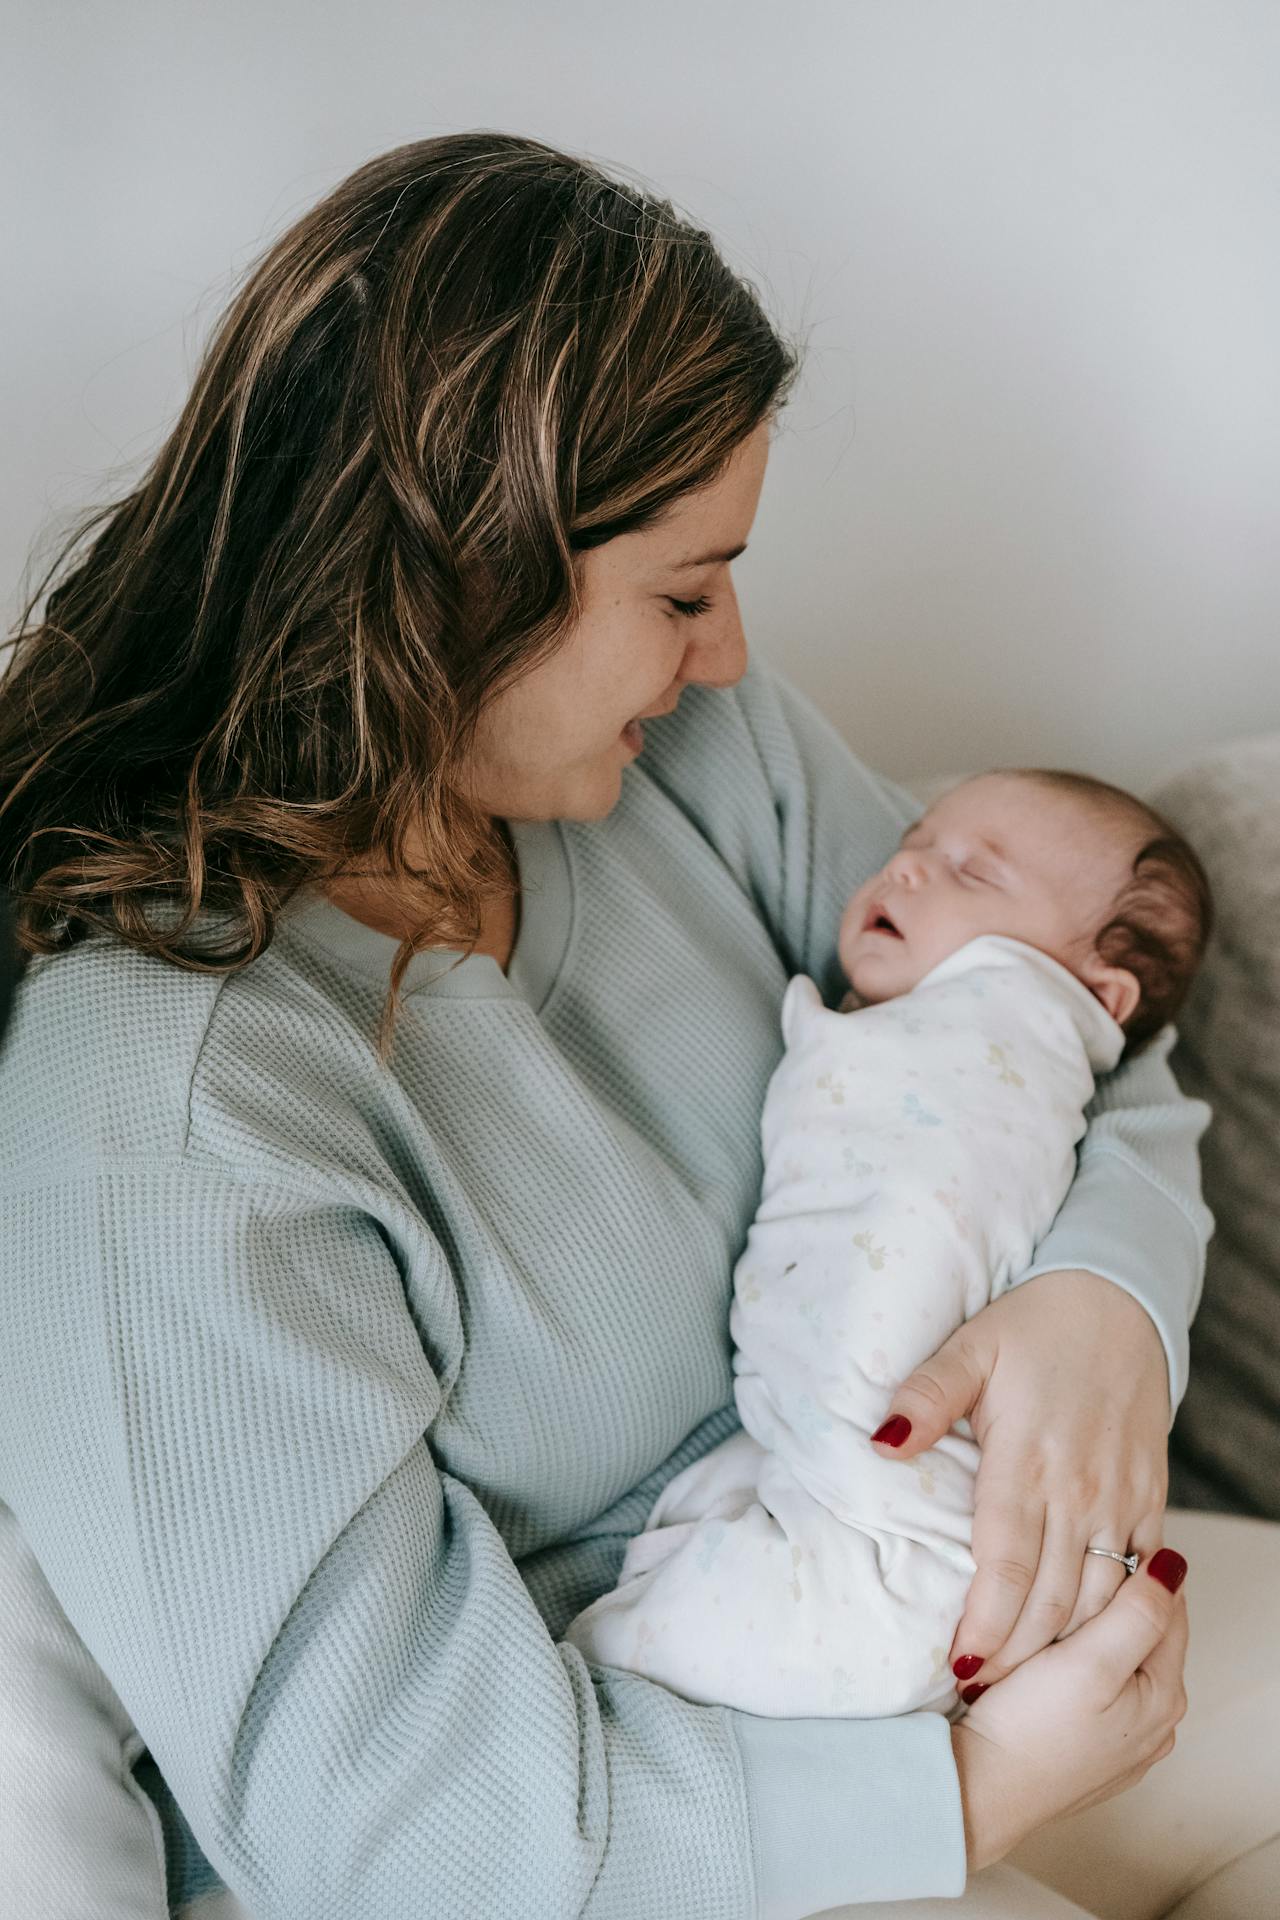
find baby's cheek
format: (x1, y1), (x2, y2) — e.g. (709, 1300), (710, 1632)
(836, 891), (871, 969)
(839, 881), (871, 932)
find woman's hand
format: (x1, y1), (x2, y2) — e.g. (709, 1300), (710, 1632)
(951, 1546), (1189, 1871)
(871, 1268), (1171, 1689)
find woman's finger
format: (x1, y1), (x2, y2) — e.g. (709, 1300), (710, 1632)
(1059, 1506), (1164, 1642)
(966, 1505), (1096, 1685)
(870, 1323), (984, 1460)
(1055, 1538), (1128, 1642)
(1058, 1548), (1188, 1707)
(1135, 1586), (1190, 1700)
(947, 1468), (1044, 1674)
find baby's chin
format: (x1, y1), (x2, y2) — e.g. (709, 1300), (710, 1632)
(843, 942), (923, 1006)
(846, 926), (1039, 1003)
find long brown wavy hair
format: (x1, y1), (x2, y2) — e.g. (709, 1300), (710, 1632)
(0, 132), (801, 1062)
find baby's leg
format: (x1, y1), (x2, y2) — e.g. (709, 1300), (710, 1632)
(566, 1195), (992, 1715)
(0, 1501), (171, 1920)
(584, 1428), (767, 1599)
(563, 1433), (971, 1717)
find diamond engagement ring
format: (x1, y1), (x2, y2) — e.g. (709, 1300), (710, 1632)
(1085, 1546), (1140, 1575)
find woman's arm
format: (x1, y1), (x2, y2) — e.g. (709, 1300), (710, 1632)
(1018, 1028), (1214, 1413)
(0, 1159), (967, 1919)
(917, 1042), (1213, 1684)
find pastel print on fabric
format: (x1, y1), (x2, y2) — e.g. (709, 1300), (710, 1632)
(564, 936), (1123, 1718)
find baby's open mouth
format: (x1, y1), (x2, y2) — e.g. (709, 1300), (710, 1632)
(863, 905), (904, 939)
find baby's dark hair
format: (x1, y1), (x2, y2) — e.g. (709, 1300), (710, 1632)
(1006, 770), (1214, 1058)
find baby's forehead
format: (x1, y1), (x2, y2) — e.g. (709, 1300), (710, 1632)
(909, 773), (1029, 834)
(909, 776), (1108, 855)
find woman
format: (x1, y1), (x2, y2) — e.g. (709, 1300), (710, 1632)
(0, 132), (1275, 1920)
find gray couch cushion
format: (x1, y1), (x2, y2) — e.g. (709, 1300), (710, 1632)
(1153, 734), (1280, 1518)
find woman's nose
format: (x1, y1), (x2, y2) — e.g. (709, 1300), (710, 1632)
(681, 591), (748, 691)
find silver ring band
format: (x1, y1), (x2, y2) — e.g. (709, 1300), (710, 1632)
(1085, 1546), (1140, 1575)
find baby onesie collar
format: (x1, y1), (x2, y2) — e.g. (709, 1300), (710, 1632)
(913, 934), (1126, 1072)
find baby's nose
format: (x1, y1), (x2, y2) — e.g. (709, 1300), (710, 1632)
(887, 848), (930, 887)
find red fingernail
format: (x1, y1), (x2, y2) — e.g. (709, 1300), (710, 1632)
(871, 1415), (912, 1447)
(1147, 1549), (1188, 1594)
(952, 1654), (984, 1681)
(960, 1682), (990, 1705)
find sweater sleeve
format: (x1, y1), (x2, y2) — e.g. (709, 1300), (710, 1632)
(1017, 1028), (1213, 1423)
(727, 661), (1213, 1416)
(3, 1159), (965, 1920)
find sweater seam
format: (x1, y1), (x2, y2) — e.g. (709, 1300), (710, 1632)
(723, 1711), (765, 1920)
(529, 819), (581, 1025)
(0, 1148), (417, 1212)
(627, 681), (774, 905)
(730, 671), (804, 970)
(182, 966), (239, 1154)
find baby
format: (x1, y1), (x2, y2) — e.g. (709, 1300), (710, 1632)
(565, 769), (1212, 1718)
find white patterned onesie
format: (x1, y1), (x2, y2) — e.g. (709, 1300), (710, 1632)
(565, 934), (1124, 1717)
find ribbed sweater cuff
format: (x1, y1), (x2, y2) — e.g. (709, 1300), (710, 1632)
(729, 1707), (966, 1918)
(1018, 1145), (1203, 1423)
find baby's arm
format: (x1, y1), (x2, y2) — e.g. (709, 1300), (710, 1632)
(729, 1166), (986, 1532)
(564, 1147), (989, 1718)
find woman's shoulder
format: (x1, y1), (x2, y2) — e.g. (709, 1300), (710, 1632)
(0, 934), (224, 1182)
(642, 654), (794, 771)
(0, 924), (380, 1199)
(630, 655), (914, 883)
(640, 655), (903, 821)
(629, 657), (792, 842)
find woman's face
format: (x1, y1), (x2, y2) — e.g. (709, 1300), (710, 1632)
(465, 420), (771, 821)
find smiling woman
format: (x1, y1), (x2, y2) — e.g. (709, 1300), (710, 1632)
(328, 425), (768, 960)
(0, 135), (794, 1061)
(438, 426), (765, 821)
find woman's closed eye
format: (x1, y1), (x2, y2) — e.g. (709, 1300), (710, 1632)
(667, 594), (713, 619)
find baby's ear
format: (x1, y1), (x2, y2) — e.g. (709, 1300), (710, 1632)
(1079, 952), (1141, 1027)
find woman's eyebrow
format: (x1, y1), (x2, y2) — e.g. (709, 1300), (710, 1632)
(669, 541), (748, 571)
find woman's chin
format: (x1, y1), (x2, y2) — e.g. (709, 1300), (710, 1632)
(553, 759), (628, 822)
(497, 756), (626, 824)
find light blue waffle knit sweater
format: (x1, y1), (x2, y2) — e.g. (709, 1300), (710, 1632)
(0, 661), (1212, 1919)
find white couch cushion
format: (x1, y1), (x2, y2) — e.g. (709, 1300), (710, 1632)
(0, 1500), (170, 1919)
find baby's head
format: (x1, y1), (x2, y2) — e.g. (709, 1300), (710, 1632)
(839, 771), (1213, 1057)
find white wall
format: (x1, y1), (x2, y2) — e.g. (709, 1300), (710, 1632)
(4, 0), (1278, 788)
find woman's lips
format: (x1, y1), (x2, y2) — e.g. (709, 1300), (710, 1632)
(622, 697), (680, 755)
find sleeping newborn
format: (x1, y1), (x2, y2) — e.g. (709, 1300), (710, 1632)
(565, 769), (1212, 1717)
